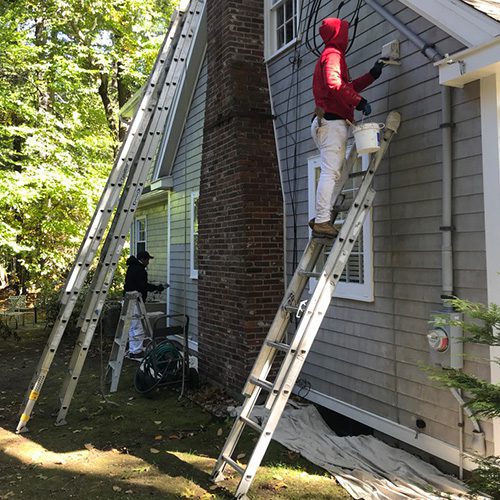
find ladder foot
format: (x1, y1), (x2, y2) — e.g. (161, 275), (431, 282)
(211, 470), (225, 483)
(54, 418), (67, 427)
(16, 425), (29, 434)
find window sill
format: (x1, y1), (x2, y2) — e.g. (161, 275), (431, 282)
(265, 36), (301, 64)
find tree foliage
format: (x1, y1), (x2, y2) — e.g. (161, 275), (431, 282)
(0, 0), (174, 292)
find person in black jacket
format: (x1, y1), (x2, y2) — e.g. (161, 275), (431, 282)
(124, 250), (165, 358)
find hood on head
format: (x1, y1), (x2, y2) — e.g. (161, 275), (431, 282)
(319, 18), (349, 52)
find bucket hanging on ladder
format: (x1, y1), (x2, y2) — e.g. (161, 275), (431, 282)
(352, 122), (384, 155)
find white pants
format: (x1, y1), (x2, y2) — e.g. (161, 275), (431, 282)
(128, 303), (144, 354)
(311, 117), (348, 223)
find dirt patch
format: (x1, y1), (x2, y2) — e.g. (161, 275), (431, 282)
(0, 325), (350, 499)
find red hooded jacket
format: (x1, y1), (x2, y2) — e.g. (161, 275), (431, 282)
(312, 18), (375, 122)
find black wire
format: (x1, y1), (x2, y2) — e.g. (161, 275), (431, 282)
(346, 0), (363, 55)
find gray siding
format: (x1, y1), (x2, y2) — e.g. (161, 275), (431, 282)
(167, 56), (207, 341)
(268, 0), (490, 453)
(134, 203), (168, 305)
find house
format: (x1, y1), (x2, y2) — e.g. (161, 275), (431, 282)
(133, 0), (500, 472)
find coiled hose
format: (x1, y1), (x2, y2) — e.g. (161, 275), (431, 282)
(134, 339), (183, 394)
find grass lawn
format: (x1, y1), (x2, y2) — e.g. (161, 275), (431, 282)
(0, 324), (351, 499)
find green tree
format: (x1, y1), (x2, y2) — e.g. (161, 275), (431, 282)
(0, 0), (174, 293)
(428, 298), (500, 498)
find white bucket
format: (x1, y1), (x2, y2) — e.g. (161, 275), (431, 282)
(352, 122), (384, 155)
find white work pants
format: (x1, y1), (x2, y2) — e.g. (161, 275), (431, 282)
(311, 117), (348, 223)
(128, 303), (144, 354)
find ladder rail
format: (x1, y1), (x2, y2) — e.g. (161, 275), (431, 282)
(236, 199), (375, 498)
(107, 292), (153, 393)
(16, 1), (202, 434)
(240, 132), (364, 399)
(213, 111), (401, 499)
(55, 0), (205, 424)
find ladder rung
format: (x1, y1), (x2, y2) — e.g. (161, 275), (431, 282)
(249, 376), (273, 393)
(222, 454), (245, 476)
(283, 305), (299, 314)
(240, 415), (263, 434)
(298, 270), (321, 279)
(348, 170), (366, 179)
(332, 203), (351, 212)
(265, 340), (290, 353)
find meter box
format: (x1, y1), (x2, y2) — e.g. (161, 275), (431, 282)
(428, 311), (463, 369)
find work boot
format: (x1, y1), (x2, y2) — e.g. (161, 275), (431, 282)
(310, 220), (338, 238)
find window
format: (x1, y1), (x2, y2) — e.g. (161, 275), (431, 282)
(265, 0), (299, 58)
(134, 217), (147, 256)
(307, 152), (374, 302)
(190, 192), (199, 279)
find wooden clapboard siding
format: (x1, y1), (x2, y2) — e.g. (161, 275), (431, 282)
(268, 0), (490, 453)
(133, 204), (169, 313)
(167, 56), (207, 342)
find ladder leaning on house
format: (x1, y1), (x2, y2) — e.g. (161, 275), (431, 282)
(16, 0), (206, 434)
(212, 111), (401, 500)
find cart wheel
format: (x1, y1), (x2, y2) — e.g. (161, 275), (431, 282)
(188, 367), (200, 389)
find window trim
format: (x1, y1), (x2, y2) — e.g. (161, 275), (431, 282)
(134, 216), (147, 256)
(190, 191), (199, 279)
(264, 0), (300, 61)
(307, 155), (374, 302)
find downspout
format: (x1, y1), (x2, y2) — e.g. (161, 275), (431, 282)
(363, 0), (485, 471)
(266, 64), (287, 294)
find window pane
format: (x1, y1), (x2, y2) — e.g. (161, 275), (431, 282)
(277, 25), (284, 48)
(137, 242), (146, 255)
(285, 20), (293, 43)
(277, 5), (284, 27)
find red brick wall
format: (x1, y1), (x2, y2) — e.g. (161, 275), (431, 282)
(198, 0), (284, 392)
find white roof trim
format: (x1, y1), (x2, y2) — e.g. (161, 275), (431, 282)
(398, 0), (500, 47)
(434, 36), (500, 87)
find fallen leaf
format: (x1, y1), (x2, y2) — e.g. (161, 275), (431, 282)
(168, 433), (180, 440)
(72, 429), (81, 434)
(273, 480), (288, 490)
(236, 453), (246, 460)
(154, 435), (162, 440)
(209, 485), (218, 490)
(154, 420), (162, 424)
(149, 448), (160, 454)
(216, 428), (223, 436)
(112, 485), (122, 492)
(125, 490), (133, 494)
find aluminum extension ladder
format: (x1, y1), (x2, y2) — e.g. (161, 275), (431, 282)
(106, 291), (155, 393)
(16, 0), (206, 433)
(212, 111), (401, 500)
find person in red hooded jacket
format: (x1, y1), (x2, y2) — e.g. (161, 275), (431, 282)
(310, 18), (386, 237)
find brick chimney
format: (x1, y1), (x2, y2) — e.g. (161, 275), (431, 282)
(198, 0), (284, 392)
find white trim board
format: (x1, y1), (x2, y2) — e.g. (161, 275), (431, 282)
(301, 387), (478, 470)
(480, 73), (500, 456)
(398, 0), (500, 47)
(435, 37), (500, 88)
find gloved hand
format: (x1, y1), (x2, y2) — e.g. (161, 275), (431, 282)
(369, 58), (389, 79)
(356, 98), (372, 116)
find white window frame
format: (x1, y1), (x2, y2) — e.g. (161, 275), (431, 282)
(190, 191), (199, 279)
(307, 154), (374, 302)
(134, 216), (147, 256)
(264, 0), (300, 60)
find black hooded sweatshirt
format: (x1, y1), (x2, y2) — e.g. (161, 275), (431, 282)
(124, 256), (159, 301)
